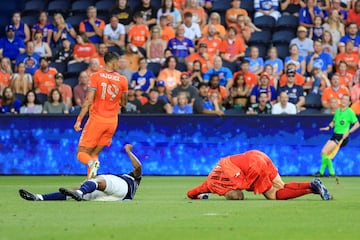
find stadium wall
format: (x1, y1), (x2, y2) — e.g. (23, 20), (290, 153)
(1, 115), (359, 176)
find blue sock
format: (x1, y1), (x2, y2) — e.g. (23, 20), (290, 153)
(42, 192), (67, 200)
(79, 180), (98, 195)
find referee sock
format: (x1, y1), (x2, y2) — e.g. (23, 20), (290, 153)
(42, 192), (67, 200)
(319, 154), (328, 175)
(276, 187), (312, 200)
(78, 180), (98, 195)
(284, 182), (311, 190)
(327, 158), (335, 175)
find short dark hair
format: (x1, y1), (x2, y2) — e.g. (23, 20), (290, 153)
(104, 52), (120, 64)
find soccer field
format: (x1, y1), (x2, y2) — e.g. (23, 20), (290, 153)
(1, 176), (360, 240)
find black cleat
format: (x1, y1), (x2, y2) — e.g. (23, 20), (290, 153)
(59, 188), (83, 201)
(19, 189), (40, 201)
(313, 172), (324, 177)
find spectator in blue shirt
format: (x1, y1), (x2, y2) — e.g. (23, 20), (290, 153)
(167, 24), (195, 63)
(254, 0), (282, 21)
(299, 0), (323, 28)
(338, 22), (360, 54)
(0, 25), (25, 62)
(306, 39), (333, 75)
(15, 41), (41, 76)
(79, 6), (105, 44)
(250, 72), (277, 105)
(204, 56), (233, 91)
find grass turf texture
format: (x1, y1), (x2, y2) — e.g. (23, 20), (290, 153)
(1, 176), (360, 240)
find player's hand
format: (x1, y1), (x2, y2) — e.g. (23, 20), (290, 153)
(124, 144), (133, 153)
(74, 122), (82, 132)
(319, 126), (330, 131)
(342, 132), (349, 140)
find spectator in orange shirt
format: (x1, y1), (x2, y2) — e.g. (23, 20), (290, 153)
(0, 57), (12, 95)
(233, 59), (258, 89)
(226, 0), (248, 27)
(55, 73), (72, 107)
(94, 43), (107, 68)
(321, 74), (350, 109)
(202, 12), (226, 39)
(336, 60), (353, 90)
(198, 24), (222, 59)
(146, 25), (167, 64)
(348, 1), (360, 26)
(335, 40), (359, 75)
(159, 15), (175, 43)
(33, 57), (57, 95)
(220, 26), (246, 63)
(229, 14), (252, 44)
(183, 0), (207, 27)
(128, 12), (150, 49)
(70, 33), (97, 64)
(186, 42), (213, 73)
(79, 6), (105, 44)
(157, 56), (182, 91)
(124, 44), (143, 72)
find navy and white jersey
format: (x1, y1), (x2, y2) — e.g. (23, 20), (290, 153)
(118, 172), (142, 200)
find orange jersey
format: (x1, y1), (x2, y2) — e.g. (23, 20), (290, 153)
(128, 24), (150, 48)
(73, 43), (97, 59)
(202, 24), (226, 38)
(0, 70), (11, 88)
(335, 52), (359, 75)
(183, 7), (207, 26)
(59, 84), (73, 106)
(198, 36), (222, 59)
(234, 71), (258, 89)
(187, 52), (213, 73)
(161, 26), (175, 42)
(124, 53), (141, 72)
(157, 68), (181, 90)
(34, 67), (57, 94)
(219, 38), (245, 59)
(89, 69), (128, 122)
(173, 0), (186, 9)
(321, 86), (350, 106)
(337, 72), (353, 88)
(208, 86), (227, 103)
(279, 73), (305, 87)
(225, 8), (248, 27)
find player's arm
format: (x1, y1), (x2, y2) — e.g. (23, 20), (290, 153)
(342, 121), (360, 140)
(74, 89), (95, 132)
(120, 92), (128, 108)
(320, 120), (334, 131)
(124, 144), (142, 178)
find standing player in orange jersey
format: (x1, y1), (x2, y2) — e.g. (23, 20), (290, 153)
(187, 150), (332, 201)
(74, 52), (128, 179)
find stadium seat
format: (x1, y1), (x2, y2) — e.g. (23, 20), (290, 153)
(254, 16), (276, 31)
(0, 15), (10, 38)
(63, 77), (79, 89)
(151, 0), (162, 10)
(224, 108), (244, 115)
(272, 30), (296, 45)
(274, 44), (290, 60)
(245, 44), (268, 59)
(211, 0), (232, 12)
(36, 93), (48, 104)
(21, 15), (39, 28)
(47, 0), (71, 17)
(70, 0), (95, 16)
(129, 0), (142, 10)
(147, 62), (161, 77)
(66, 15), (86, 32)
(96, 0), (114, 15)
(15, 93), (26, 103)
(22, 0), (46, 16)
(304, 93), (322, 109)
(49, 62), (67, 74)
(276, 15), (299, 32)
(67, 62), (88, 76)
(248, 30), (271, 45)
(240, 0), (255, 17)
(176, 62), (188, 72)
(298, 108), (322, 115)
(222, 60), (238, 73)
(107, 46), (124, 55)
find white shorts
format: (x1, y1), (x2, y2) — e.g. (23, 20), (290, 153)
(83, 175), (128, 201)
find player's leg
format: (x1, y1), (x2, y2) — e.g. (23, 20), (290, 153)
(320, 140), (337, 175)
(19, 189), (67, 201)
(268, 175), (315, 200)
(59, 178), (101, 201)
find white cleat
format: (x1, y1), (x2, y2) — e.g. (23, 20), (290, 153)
(88, 160), (100, 179)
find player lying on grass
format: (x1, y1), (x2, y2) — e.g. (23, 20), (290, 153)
(187, 150), (332, 201)
(19, 144), (141, 201)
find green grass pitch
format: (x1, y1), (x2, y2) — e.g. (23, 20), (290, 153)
(1, 176), (360, 240)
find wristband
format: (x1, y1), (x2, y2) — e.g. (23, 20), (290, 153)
(76, 116), (82, 122)
(328, 125), (332, 129)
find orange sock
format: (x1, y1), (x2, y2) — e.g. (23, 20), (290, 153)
(77, 152), (93, 165)
(276, 187), (312, 200)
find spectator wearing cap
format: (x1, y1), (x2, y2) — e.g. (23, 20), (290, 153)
(182, 12), (202, 43)
(171, 72), (199, 106)
(155, 80), (171, 104)
(79, 6), (105, 44)
(306, 39), (333, 75)
(167, 24), (195, 63)
(299, 0), (323, 28)
(279, 62), (305, 87)
(0, 25), (25, 62)
(33, 57), (57, 95)
(278, 68), (305, 112)
(55, 72), (73, 107)
(186, 43), (213, 73)
(140, 88), (172, 114)
(290, 26), (314, 58)
(15, 41), (41, 75)
(250, 72), (277, 105)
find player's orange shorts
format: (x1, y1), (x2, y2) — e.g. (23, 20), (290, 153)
(78, 117), (118, 148)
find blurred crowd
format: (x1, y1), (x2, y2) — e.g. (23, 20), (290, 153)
(0, 0), (360, 115)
